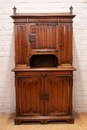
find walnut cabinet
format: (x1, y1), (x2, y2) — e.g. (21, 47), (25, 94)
(11, 6), (76, 124)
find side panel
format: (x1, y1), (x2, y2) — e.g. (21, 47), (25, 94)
(15, 24), (28, 65)
(59, 23), (72, 65)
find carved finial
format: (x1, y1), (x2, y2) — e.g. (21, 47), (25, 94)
(13, 6), (17, 14)
(69, 6), (73, 14)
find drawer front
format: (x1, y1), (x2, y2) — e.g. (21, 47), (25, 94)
(15, 71), (72, 77)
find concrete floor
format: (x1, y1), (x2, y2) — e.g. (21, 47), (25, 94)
(0, 113), (87, 130)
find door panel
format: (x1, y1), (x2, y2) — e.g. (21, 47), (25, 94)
(16, 77), (44, 116)
(45, 76), (71, 116)
(59, 24), (72, 64)
(28, 23), (59, 50)
(15, 24), (28, 65)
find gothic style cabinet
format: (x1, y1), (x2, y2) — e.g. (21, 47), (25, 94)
(11, 6), (76, 125)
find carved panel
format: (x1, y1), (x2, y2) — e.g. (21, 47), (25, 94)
(45, 76), (71, 116)
(29, 23), (58, 50)
(59, 24), (72, 64)
(17, 77), (43, 116)
(15, 24), (28, 65)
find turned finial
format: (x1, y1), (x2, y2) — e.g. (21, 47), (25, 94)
(13, 6), (17, 14)
(69, 6), (73, 14)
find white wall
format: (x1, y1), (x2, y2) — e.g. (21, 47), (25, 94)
(0, 0), (87, 113)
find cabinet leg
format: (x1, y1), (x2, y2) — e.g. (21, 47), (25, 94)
(14, 119), (21, 125)
(67, 118), (74, 124)
(40, 120), (49, 124)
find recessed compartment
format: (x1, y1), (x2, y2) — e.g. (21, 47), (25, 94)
(30, 54), (58, 68)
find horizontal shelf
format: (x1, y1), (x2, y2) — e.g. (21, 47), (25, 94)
(12, 66), (76, 72)
(31, 49), (58, 53)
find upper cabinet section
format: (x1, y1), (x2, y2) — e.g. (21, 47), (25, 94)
(11, 6), (76, 68)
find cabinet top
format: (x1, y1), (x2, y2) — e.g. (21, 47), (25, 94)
(12, 67), (76, 72)
(10, 6), (76, 19)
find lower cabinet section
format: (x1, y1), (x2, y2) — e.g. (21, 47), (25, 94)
(15, 71), (74, 125)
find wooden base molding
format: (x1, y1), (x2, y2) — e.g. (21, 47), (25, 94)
(15, 116), (74, 125)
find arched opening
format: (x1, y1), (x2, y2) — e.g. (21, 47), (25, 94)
(30, 54), (58, 68)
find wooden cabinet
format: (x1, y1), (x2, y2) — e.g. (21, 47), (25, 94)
(11, 6), (76, 124)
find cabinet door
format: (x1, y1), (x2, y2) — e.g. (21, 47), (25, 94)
(16, 77), (44, 116)
(45, 76), (72, 116)
(59, 23), (72, 65)
(28, 23), (59, 51)
(15, 24), (28, 65)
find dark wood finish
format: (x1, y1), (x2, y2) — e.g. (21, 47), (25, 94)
(11, 7), (76, 125)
